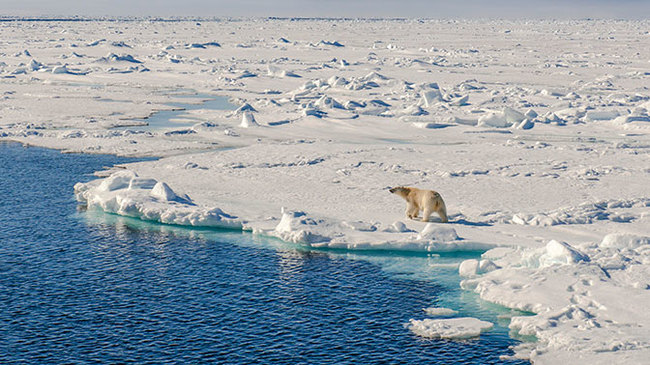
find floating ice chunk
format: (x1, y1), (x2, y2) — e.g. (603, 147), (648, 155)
(417, 224), (459, 241)
(539, 240), (589, 267)
(601, 233), (650, 250)
(407, 317), (493, 339)
(424, 307), (458, 317)
(150, 181), (178, 202)
(240, 112), (259, 128)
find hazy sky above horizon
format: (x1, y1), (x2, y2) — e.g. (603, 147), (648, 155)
(1, 0), (648, 19)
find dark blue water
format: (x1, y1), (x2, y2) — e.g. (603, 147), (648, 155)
(0, 142), (530, 364)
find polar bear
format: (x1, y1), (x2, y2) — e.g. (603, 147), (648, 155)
(389, 186), (448, 223)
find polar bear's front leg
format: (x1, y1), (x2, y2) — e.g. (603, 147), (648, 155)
(406, 203), (419, 219)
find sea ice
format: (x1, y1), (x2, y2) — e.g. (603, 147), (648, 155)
(407, 317), (494, 339)
(3, 18), (649, 363)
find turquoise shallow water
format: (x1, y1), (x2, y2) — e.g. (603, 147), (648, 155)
(0, 142), (530, 364)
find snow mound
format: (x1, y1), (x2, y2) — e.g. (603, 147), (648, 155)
(267, 65), (300, 78)
(97, 53), (142, 63)
(518, 240), (590, 268)
(601, 233), (650, 250)
(417, 224), (459, 241)
(407, 317), (493, 339)
(540, 240), (590, 267)
(52, 65), (70, 74)
(74, 170), (241, 229)
(459, 259), (499, 277)
(272, 208), (330, 244)
(382, 221), (414, 233)
(478, 107), (526, 128)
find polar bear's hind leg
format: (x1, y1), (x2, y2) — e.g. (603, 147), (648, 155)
(436, 199), (448, 223)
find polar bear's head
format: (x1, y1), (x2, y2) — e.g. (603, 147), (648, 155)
(389, 186), (410, 198)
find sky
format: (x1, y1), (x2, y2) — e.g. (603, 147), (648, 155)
(1, 0), (649, 19)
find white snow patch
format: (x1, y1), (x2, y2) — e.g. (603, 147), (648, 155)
(417, 224), (459, 241)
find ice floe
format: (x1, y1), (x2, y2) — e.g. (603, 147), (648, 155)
(407, 317), (494, 339)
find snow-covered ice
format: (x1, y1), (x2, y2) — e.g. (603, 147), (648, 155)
(407, 317), (494, 339)
(2, 17), (649, 363)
